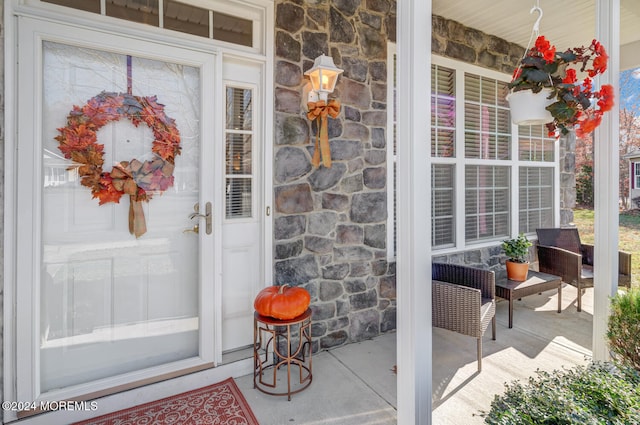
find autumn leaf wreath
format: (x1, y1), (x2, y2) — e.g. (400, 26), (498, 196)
(55, 91), (181, 237)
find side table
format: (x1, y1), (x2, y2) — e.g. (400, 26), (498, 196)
(253, 308), (312, 400)
(495, 270), (562, 328)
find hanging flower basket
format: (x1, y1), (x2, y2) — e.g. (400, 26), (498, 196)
(508, 35), (614, 137)
(506, 88), (554, 126)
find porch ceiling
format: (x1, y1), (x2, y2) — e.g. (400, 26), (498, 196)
(433, 0), (640, 70)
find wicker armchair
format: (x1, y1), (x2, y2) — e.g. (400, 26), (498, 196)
(536, 227), (632, 312)
(432, 263), (496, 372)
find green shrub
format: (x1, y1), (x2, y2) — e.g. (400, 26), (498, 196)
(608, 288), (640, 372)
(481, 362), (640, 424)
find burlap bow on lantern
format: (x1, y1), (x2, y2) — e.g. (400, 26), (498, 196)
(306, 99), (341, 168)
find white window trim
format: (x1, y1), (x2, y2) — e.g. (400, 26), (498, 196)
(19, 0), (268, 56)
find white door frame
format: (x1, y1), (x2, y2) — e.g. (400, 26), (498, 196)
(14, 14), (217, 405)
(3, 1), (274, 423)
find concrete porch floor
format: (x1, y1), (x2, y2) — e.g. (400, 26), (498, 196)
(235, 283), (593, 424)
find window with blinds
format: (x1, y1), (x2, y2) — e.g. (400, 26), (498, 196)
(465, 165), (510, 242)
(635, 163), (640, 188)
(518, 126), (555, 162)
(387, 53), (558, 252)
(432, 164), (455, 247)
(431, 64), (456, 158)
(225, 86), (253, 219)
(464, 74), (511, 160)
(519, 167), (554, 233)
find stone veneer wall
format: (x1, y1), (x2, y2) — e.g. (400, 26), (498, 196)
(430, 15), (575, 276)
(273, 5), (577, 350)
(273, 0), (397, 352)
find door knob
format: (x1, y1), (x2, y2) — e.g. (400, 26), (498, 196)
(183, 224), (199, 234)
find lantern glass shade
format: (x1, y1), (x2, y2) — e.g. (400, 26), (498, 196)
(304, 54), (343, 101)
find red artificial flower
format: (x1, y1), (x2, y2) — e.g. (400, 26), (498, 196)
(562, 69), (577, 84)
(543, 46), (556, 64)
(534, 36), (551, 52)
(592, 53), (608, 76)
(576, 113), (602, 138)
(597, 84), (615, 112)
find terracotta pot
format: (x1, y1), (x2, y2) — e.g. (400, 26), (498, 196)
(506, 88), (554, 126)
(506, 260), (529, 282)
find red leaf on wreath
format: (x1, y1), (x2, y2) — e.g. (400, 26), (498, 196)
(94, 175), (123, 205)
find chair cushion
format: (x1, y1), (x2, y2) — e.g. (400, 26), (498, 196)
(581, 265), (594, 281)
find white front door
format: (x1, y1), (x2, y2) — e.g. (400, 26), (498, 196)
(15, 18), (230, 401)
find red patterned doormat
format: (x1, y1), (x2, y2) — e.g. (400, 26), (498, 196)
(73, 377), (259, 425)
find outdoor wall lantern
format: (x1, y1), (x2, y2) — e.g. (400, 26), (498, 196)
(304, 54), (343, 168)
(304, 54), (343, 102)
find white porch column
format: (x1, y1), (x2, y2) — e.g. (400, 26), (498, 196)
(592, 0), (620, 361)
(396, 0), (432, 423)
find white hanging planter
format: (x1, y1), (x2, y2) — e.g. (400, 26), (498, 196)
(506, 88), (555, 126)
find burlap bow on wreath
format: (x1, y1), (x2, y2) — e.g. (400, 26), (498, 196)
(306, 99), (341, 168)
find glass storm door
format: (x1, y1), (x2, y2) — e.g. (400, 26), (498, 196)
(16, 18), (216, 401)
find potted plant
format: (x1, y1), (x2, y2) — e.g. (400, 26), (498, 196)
(507, 35), (615, 138)
(501, 233), (532, 282)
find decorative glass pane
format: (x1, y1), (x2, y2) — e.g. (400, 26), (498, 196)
(226, 87), (253, 130)
(42, 0), (253, 48)
(497, 109), (511, 133)
(106, 0), (160, 26)
(225, 86), (253, 219)
(519, 167), (554, 233)
(465, 165), (510, 242)
(481, 77), (496, 104)
(465, 74), (480, 102)
(165, 0), (209, 38)
(435, 129), (455, 157)
(464, 131), (480, 158)
(465, 103), (481, 132)
(465, 74), (511, 160)
(226, 178), (252, 218)
(213, 12), (253, 47)
(431, 65), (456, 158)
(432, 164), (455, 247)
(518, 125), (556, 162)
(226, 134), (252, 175)
(43, 0), (100, 13)
(497, 81), (510, 107)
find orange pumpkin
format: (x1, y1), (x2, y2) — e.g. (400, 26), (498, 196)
(254, 284), (310, 320)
